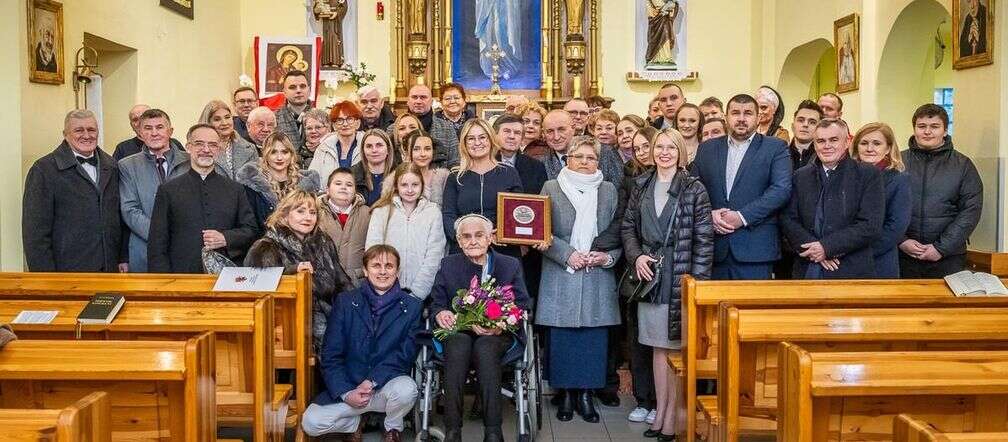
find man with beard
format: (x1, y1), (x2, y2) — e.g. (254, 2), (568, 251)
(387, 84), (460, 167)
(112, 104), (184, 162)
(147, 124), (258, 273)
(691, 94), (792, 280)
(357, 85), (395, 131)
(650, 83), (685, 129)
(23, 109), (126, 272)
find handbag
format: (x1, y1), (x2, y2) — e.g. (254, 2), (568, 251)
(619, 176), (681, 304)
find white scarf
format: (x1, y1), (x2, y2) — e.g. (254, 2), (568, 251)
(557, 166), (603, 261)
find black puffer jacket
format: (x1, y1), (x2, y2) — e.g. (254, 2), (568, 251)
(901, 136), (983, 257)
(621, 169), (714, 337)
(245, 226), (353, 348)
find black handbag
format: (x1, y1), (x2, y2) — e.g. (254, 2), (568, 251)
(619, 177), (680, 304)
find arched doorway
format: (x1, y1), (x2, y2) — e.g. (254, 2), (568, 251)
(777, 38), (836, 117)
(877, 0), (952, 143)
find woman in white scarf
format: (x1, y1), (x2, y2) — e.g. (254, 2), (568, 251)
(533, 135), (622, 424)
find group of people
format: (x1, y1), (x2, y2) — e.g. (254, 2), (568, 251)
(23, 69), (983, 441)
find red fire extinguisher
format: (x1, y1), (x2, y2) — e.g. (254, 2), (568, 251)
(377, 1), (385, 21)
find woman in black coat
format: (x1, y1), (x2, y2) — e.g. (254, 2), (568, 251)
(621, 128), (714, 441)
(245, 190), (353, 350)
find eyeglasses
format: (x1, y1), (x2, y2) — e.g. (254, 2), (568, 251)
(334, 117), (358, 126)
(569, 153), (598, 163)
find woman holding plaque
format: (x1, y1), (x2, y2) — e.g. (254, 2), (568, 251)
(621, 128), (714, 440)
(441, 119), (523, 255)
(366, 163), (446, 300)
(532, 135), (621, 423)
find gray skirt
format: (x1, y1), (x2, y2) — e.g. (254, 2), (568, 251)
(637, 302), (682, 350)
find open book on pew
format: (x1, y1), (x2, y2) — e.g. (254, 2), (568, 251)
(945, 270), (1008, 296)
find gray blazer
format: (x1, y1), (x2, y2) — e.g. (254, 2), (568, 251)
(535, 179), (622, 328)
(118, 147), (191, 272)
(216, 136), (258, 180)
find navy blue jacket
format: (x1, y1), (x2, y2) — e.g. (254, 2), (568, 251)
(874, 168), (911, 278)
(442, 166), (524, 248)
(314, 283), (422, 406)
(691, 133), (792, 263)
(779, 157), (885, 279)
(508, 152), (548, 195)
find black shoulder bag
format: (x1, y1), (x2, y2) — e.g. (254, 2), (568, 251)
(618, 177), (681, 304)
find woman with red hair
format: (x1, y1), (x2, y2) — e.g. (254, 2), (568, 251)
(309, 100), (364, 184)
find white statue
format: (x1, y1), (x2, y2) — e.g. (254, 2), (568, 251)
(474, 0), (523, 81)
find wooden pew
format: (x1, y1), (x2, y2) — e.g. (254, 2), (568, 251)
(0, 391), (111, 441)
(894, 414), (1008, 441)
(717, 306), (1008, 442)
(777, 343), (1008, 442)
(678, 275), (1008, 442)
(0, 332), (216, 440)
(0, 297), (282, 441)
(966, 249), (1008, 276)
(0, 272), (312, 436)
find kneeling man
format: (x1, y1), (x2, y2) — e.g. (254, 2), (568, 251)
(780, 119), (884, 279)
(302, 244), (422, 441)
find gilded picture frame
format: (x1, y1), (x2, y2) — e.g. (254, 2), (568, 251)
(27, 0), (64, 85)
(160, 0), (194, 20)
(952, 0), (995, 70)
(834, 13), (859, 93)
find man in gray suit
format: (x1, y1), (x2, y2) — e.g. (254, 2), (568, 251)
(118, 108), (193, 272)
(388, 84), (460, 168)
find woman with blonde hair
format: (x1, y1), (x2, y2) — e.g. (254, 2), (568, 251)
(352, 129), (396, 205)
(199, 99), (257, 179)
(366, 163), (446, 299)
(850, 122), (911, 278)
(621, 128), (713, 440)
(391, 113), (423, 162)
(441, 118), (523, 254)
(517, 102), (549, 160)
(245, 190), (353, 349)
(237, 132), (322, 230)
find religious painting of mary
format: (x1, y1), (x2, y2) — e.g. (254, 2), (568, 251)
(451, 0), (542, 91)
(255, 36), (321, 99)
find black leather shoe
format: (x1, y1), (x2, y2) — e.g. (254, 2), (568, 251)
(657, 433), (677, 441)
(575, 389), (600, 423)
(445, 428), (462, 442)
(556, 389), (574, 421)
(483, 426), (504, 442)
(596, 389), (621, 407)
(643, 428), (662, 438)
(550, 389), (566, 407)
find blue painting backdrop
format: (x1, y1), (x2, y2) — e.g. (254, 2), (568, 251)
(451, 0), (542, 90)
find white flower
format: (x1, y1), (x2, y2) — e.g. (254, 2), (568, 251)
(506, 316), (517, 325)
(463, 295), (476, 305)
(238, 74), (253, 87)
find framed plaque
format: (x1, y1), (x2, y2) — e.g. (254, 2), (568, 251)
(496, 192), (552, 245)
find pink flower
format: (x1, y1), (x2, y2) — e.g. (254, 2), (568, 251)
(509, 306), (523, 319)
(464, 295), (476, 305)
(486, 301), (503, 320)
(469, 275), (480, 291)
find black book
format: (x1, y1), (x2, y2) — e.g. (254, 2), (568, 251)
(76, 293), (125, 324)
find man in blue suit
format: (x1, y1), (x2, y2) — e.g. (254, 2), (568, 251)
(302, 244), (422, 442)
(691, 94), (793, 280)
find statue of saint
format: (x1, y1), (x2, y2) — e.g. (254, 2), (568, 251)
(565, 0), (585, 36)
(313, 0), (349, 68)
(475, 0), (524, 81)
(409, 0), (428, 36)
(645, 0), (680, 66)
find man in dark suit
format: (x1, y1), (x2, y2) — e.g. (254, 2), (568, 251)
(780, 119), (884, 279)
(23, 109), (126, 272)
(302, 245), (421, 441)
(147, 124), (258, 273)
(650, 83), (685, 129)
(773, 100), (822, 279)
(691, 94), (792, 280)
(112, 104), (185, 162)
(494, 114), (547, 194)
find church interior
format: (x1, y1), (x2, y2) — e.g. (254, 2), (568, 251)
(2, 0), (1008, 441)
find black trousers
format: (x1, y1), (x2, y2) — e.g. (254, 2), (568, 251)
(623, 302), (656, 408)
(899, 253), (966, 278)
(442, 332), (510, 430)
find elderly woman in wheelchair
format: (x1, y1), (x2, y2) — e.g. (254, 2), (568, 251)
(428, 214), (532, 442)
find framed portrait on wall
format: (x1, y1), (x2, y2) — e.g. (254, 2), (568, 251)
(27, 0), (64, 85)
(253, 36), (322, 101)
(953, 0), (995, 69)
(160, 0), (194, 20)
(834, 13), (859, 93)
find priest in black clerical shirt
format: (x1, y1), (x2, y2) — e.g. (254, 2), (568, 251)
(147, 124), (258, 273)
(23, 109), (126, 272)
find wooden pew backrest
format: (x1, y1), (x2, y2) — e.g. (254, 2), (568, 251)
(0, 391), (111, 442)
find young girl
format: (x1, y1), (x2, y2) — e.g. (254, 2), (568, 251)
(366, 163), (446, 300)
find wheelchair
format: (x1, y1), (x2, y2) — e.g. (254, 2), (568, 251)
(411, 314), (543, 442)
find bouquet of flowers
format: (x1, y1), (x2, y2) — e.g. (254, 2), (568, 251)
(434, 275), (527, 340)
(338, 62), (377, 88)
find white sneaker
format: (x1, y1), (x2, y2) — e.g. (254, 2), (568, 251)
(628, 407), (649, 422)
(645, 409), (657, 424)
